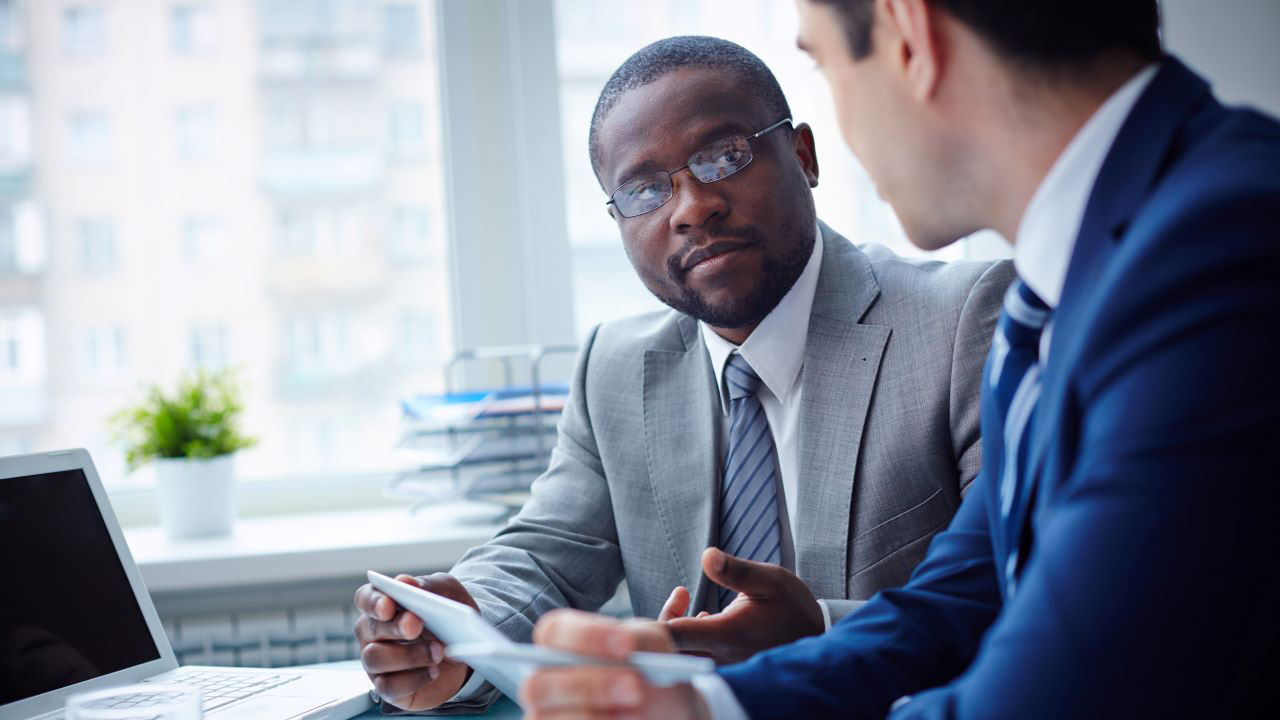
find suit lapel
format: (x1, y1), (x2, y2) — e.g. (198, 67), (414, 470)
(1024, 59), (1212, 495)
(643, 315), (722, 610)
(794, 225), (889, 600)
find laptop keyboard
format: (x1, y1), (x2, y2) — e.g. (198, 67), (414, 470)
(154, 669), (302, 712)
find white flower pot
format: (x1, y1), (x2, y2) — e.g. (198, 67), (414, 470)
(154, 455), (237, 540)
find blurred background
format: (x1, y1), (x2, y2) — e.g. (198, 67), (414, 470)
(0, 0), (1276, 670)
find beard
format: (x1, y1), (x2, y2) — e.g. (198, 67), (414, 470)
(657, 218), (815, 330)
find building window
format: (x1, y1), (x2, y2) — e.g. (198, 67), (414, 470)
(190, 323), (229, 370)
(389, 101), (425, 159)
(284, 314), (350, 375)
(62, 5), (106, 57)
(171, 3), (216, 54)
(83, 325), (127, 377)
(384, 3), (421, 57)
(76, 219), (116, 274)
(68, 109), (111, 164)
(390, 206), (431, 260)
(0, 95), (32, 166)
(278, 207), (365, 258)
(176, 106), (217, 163)
(0, 212), (13, 272)
(0, 316), (18, 371)
(181, 216), (222, 260)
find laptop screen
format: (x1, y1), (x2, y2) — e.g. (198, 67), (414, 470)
(0, 469), (161, 706)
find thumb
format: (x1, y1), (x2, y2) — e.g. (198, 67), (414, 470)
(702, 547), (778, 598)
(658, 586), (691, 622)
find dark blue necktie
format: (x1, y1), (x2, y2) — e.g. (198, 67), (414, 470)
(717, 353), (783, 609)
(987, 279), (1051, 597)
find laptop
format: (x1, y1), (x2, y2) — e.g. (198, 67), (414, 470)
(0, 449), (377, 720)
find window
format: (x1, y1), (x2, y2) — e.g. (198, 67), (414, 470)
(171, 3), (216, 54)
(0, 95), (31, 166)
(389, 101), (425, 159)
(389, 206), (432, 260)
(384, 4), (420, 57)
(552, 0), (1002, 338)
(181, 216), (222, 261)
(6, 1), (450, 485)
(0, 0), (24, 54)
(176, 105), (216, 162)
(190, 323), (229, 370)
(83, 325), (127, 378)
(62, 5), (105, 57)
(76, 219), (116, 273)
(0, 212), (13, 272)
(0, 316), (18, 371)
(68, 109), (110, 164)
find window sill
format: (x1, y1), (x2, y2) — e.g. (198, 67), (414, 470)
(124, 503), (504, 594)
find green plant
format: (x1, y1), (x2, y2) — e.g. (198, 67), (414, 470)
(110, 369), (258, 472)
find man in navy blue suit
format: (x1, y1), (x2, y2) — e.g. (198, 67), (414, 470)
(519, 0), (1280, 717)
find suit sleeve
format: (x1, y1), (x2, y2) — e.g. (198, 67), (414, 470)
(718, 469), (1004, 719)
(950, 260), (1014, 496)
(449, 324), (626, 642)
(889, 192), (1280, 718)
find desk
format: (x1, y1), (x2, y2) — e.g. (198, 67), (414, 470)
(308, 661), (523, 719)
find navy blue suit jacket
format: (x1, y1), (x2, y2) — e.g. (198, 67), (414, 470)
(718, 57), (1280, 719)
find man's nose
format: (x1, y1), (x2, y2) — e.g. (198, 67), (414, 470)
(666, 168), (729, 232)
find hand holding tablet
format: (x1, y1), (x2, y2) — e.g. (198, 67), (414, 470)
(365, 571), (714, 707)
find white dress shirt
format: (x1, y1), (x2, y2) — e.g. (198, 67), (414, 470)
(695, 63), (1161, 720)
(700, 223), (823, 559)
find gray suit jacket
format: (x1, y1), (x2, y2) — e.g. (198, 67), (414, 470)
(451, 222), (1013, 638)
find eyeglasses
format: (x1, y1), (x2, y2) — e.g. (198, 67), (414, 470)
(605, 118), (793, 218)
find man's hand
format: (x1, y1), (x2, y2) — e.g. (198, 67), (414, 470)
(353, 572), (477, 711)
(523, 609), (709, 720)
(664, 548), (825, 664)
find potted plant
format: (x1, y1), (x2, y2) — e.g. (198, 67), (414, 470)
(111, 370), (258, 540)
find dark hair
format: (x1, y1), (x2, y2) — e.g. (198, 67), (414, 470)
(588, 36), (792, 181)
(810, 0), (1162, 71)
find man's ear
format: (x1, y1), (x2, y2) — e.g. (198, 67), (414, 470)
(880, 0), (943, 102)
(792, 123), (820, 188)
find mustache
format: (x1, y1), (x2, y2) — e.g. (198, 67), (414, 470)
(668, 225), (771, 280)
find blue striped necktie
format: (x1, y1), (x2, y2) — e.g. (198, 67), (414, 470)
(987, 278), (1052, 597)
(717, 353), (783, 609)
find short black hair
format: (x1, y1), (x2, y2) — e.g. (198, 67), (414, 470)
(588, 36), (792, 182)
(810, 0), (1162, 72)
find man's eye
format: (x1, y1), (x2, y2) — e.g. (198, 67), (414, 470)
(716, 148), (742, 166)
(629, 181), (662, 198)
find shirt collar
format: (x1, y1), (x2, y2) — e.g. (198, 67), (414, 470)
(702, 223), (824, 415)
(1014, 63), (1159, 307)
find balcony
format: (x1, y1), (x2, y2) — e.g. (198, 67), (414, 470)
(260, 40), (380, 84)
(259, 148), (383, 196)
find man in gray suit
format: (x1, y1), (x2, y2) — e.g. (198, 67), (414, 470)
(353, 36), (1012, 712)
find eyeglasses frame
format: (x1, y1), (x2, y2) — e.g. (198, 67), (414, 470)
(604, 117), (794, 218)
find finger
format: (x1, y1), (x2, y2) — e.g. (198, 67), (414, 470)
(354, 613), (430, 644)
(354, 584), (397, 622)
(370, 666), (439, 702)
(664, 614), (733, 655)
(521, 667), (645, 714)
(701, 547), (779, 598)
(533, 610), (633, 660)
(697, 611), (710, 618)
(412, 573), (480, 613)
(657, 586), (691, 622)
(361, 638), (445, 675)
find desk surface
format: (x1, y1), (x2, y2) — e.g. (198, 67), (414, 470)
(307, 660), (523, 719)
